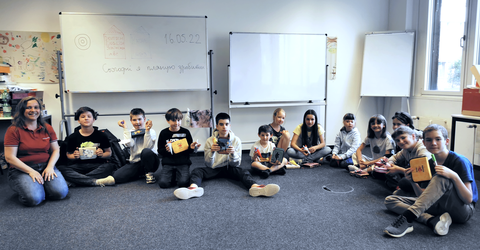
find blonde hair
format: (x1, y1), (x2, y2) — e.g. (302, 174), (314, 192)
(273, 108), (285, 122)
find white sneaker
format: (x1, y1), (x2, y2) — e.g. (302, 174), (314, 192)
(433, 212), (452, 236)
(96, 176), (115, 187)
(249, 184), (280, 197)
(348, 165), (359, 172)
(286, 164), (300, 169)
(174, 186), (204, 200)
(145, 173), (156, 184)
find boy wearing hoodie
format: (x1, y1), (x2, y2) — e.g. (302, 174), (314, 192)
(173, 112), (280, 199)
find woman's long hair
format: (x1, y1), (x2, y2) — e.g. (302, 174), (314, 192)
(12, 96), (47, 132)
(301, 109), (319, 147)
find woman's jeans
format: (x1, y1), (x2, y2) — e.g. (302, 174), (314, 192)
(8, 163), (69, 206)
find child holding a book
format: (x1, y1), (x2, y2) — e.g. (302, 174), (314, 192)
(286, 109), (331, 163)
(349, 114), (395, 176)
(386, 126), (431, 194)
(113, 108), (159, 184)
(60, 107), (116, 187)
(250, 125), (287, 178)
(173, 112), (280, 199)
(384, 124), (477, 237)
(157, 108), (200, 188)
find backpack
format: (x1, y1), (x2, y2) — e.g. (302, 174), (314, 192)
(57, 139), (69, 166)
(99, 128), (130, 169)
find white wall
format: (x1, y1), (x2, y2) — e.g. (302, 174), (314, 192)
(0, 0), (390, 150)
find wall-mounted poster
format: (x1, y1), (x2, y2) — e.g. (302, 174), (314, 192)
(189, 109), (212, 128)
(327, 37), (337, 80)
(0, 31), (61, 83)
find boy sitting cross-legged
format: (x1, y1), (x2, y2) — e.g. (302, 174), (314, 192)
(250, 125), (287, 179)
(384, 124), (477, 237)
(173, 112), (280, 199)
(59, 107), (116, 187)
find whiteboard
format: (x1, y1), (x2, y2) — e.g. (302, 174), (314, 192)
(360, 32), (415, 97)
(229, 33), (326, 104)
(59, 13), (208, 93)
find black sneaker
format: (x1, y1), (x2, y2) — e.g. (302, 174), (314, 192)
(259, 170), (270, 179)
(384, 215), (413, 237)
(274, 167), (286, 175)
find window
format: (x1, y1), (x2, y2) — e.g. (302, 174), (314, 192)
(426, 0), (469, 93)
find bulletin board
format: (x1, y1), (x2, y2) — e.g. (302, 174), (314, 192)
(0, 31), (61, 83)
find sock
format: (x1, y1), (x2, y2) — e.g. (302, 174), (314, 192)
(402, 210), (417, 223)
(426, 216), (438, 229)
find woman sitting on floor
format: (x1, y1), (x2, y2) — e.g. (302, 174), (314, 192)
(4, 97), (68, 206)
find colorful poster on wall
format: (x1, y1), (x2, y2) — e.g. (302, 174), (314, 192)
(189, 109), (212, 128)
(0, 31), (61, 83)
(327, 37), (337, 80)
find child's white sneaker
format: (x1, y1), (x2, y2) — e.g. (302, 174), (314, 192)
(249, 184), (280, 197)
(348, 165), (359, 172)
(174, 186), (204, 200)
(96, 176), (115, 187)
(433, 212), (452, 236)
(286, 163), (300, 169)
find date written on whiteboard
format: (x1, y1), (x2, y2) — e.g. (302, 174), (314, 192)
(164, 34), (202, 44)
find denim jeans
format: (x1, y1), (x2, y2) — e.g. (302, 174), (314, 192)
(286, 146), (332, 163)
(158, 164), (190, 188)
(58, 162), (115, 186)
(8, 163), (69, 207)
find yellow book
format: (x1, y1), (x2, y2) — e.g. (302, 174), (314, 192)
(171, 138), (189, 154)
(410, 157), (432, 182)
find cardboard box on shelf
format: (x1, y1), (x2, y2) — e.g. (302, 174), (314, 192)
(0, 65), (10, 74)
(462, 88), (480, 117)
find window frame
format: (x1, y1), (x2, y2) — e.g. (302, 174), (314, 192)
(421, 0), (476, 96)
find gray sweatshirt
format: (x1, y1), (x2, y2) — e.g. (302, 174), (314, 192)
(332, 127), (362, 160)
(204, 130), (242, 169)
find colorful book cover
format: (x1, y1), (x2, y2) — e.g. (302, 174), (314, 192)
(171, 138), (188, 154)
(410, 157), (432, 182)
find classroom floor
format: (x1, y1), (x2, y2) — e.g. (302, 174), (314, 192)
(1, 152), (478, 249)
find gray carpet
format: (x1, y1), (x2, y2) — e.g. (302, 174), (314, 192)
(1, 153), (478, 249)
